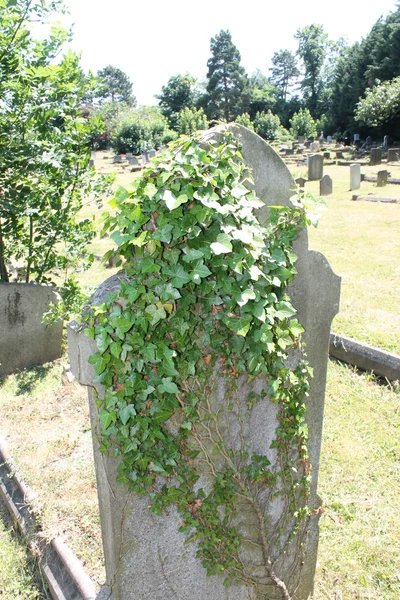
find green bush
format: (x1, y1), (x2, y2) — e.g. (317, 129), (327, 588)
(254, 110), (281, 140)
(289, 108), (317, 138)
(111, 107), (170, 154)
(177, 107), (208, 135)
(235, 113), (254, 130)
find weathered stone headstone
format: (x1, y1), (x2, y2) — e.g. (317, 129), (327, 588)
(298, 136), (305, 143)
(113, 155), (124, 164)
(370, 147), (382, 166)
(377, 170), (388, 187)
(383, 135), (389, 152)
(353, 134), (360, 142)
(387, 148), (400, 162)
(148, 149), (156, 158)
(323, 152), (331, 159)
(350, 163), (361, 191)
(0, 283), (63, 378)
(68, 125), (340, 600)
(336, 151), (344, 159)
(126, 153), (133, 160)
(366, 136), (372, 149)
(295, 176), (307, 189)
(141, 151), (150, 164)
(310, 141), (320, 152)
(327, 135), (332, 144)
(127, 156), (139, 166)
(307, 154), (323, 181)
(319, 174), (332, 196)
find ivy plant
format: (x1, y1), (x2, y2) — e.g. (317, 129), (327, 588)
(85, 127), (315, 599)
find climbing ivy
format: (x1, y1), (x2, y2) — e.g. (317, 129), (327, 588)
(84, 127), (315, 598)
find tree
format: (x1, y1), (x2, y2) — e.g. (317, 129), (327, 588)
(0, 0), (111, 294)
(176, 107), (208, 135)
(204, 30), (248, 122)
(157, 73), (197, 130)
(254, 111), (282, 141)
(355, 77), (400, 133)
(295, 24), (329, 117)
(269, 50), (300, 101)
(111, 106), (172, 154)
(96, 65), (136, 105)
(247, 70), (278, 120)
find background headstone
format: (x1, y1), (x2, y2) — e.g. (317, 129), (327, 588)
(310, 141), (320, 152)
(323, 152), (331, 159)
(327, 135), (332, 144)
(387, 148), (400, 162)
(350, 163), (361, 191)
(370, 147), (382, 166)
(69, 125), (340, 600)
(354, 134), (360, 142)
(377, 170), (388, 187)
(366, 136), (372, 149)
(295, 177), (307, 188)
(383, 135), (389, 152)
(307, 154), (323, 181)
(319, 174), (333, 196)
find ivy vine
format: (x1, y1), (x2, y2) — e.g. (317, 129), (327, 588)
(84, 127), (315, 599)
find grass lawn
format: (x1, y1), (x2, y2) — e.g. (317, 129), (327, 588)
(0, 146), (399, 598)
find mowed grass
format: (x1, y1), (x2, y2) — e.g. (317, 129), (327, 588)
(0, 497), (49, 599)
(290, 157), (400, 354)
(0, 148), (399, 597)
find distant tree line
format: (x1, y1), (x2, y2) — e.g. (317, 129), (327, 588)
(92, 6), (400, 153)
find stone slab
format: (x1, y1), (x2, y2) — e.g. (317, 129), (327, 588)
(352, 195), (400, 203)
(329, 333), (400, 381)
(0, 283), (62, 378)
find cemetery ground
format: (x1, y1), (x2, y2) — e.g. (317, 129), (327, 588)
(0, 150), (399, 599)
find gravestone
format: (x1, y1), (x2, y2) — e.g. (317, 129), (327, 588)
(127, 156), (139, 166)
(298, 136), (305, 143)
(141, 151), (150, 164)
(323, 152), (331, 159)
(336, 151), (344, 159)
(354, 134), (360, 142)
(350, 163), (361, 191)
(387, 148), (400, 162)
(307, 154), (323, 181)
(377, 170), (388, 187)
(370, 147), (382, 166)
(295, 177), (307, 191)
(148, 149), (156, 158)
(383, 135), (389, 152)
(319, 174), (332, 196)
(68, 124), (340, 600)
(310, 141), (320, 152)
(366, 136), (372, 149)
(126, 153), (133, 160)
(327, 135), (332, 144)
(0, 283), (63, 377)
(113, 155), (124, 164)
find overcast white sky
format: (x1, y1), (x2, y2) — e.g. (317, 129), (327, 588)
(63, 0), (398, 105)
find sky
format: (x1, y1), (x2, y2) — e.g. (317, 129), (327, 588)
(63, 0), (398, 106)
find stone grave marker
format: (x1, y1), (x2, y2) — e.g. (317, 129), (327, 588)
(387, 148), (400, 162)
(336, 151), (344, 159)
(307, 154), (323, 181)
(377, 170), (388, 187)
(366, 136), (372, 149)
(141, 150), (150, 164)
(148, 149), (156, 158)
(350, 163), (361, 191)
(298, 135), (305, 143)
(68, 124), (340, 600)
(113, 155), (124, 164)
(383, 135), (389, 152)
(310, 141), (320, 152)
(327, 135), (332, 144)
(127, 156), (139, 166)
(353, 134), (360, 142)
(323, 152), (331, 159)
(370, 147), (382, 166)
(319, 174), (332, 196)
(126, 153), (133, 160)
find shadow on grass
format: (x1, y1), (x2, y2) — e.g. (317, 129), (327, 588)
(0, 363), (53, 396)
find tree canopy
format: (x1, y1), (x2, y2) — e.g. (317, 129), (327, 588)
(96, 65), (136, 105)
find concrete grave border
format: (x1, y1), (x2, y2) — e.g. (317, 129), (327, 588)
(0, 437), (113, 600)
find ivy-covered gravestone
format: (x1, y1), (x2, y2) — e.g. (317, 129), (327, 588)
(68, 125), (340, 600)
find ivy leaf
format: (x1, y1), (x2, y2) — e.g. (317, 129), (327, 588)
(182, 248), (205, 262)
(164, 190), (187, 210)
(191, 261), (212, 284)
(289, 319), (304, 337)
(140, 257), (160, 273)
(165, 264), (191, 288)
(99, 409), (114, 430)
(145, 304), (167, 326)
(225, 315), (252, 337)
(237, 288), (256, 307)
(210, 233), (233, 255)
(143, 182), (157, 197)
(158, 377), (179, 394)
(119, 404), (136, 425)
(275, 301), (297, 320)
(152, 409), (174, 424)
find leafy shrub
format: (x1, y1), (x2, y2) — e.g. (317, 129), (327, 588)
(111, 107), (170, 154)
(254, 110), (281, 140)
(235, 113), (254, 130)
(177, 107), (208, 135)
(289, 108), (317, 138)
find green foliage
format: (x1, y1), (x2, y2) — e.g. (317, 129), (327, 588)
(295, 24), (329, 117)
(157, 73), (197, 130)
(247, 70), (278, 120)
(235, 113), (254, 130)
(85, 127), (314, 594)
(289, 108), (317, 138)
(254, 110), (282, 140)
(96, 65), (136, 105)
(0, 0), (112, 293)
(204, 30), (249, 122)
(176, 107), (208, 135)
(355, 77), (400, 128)
(270, 49), (300, 101)
(111, 106), (171, 154)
